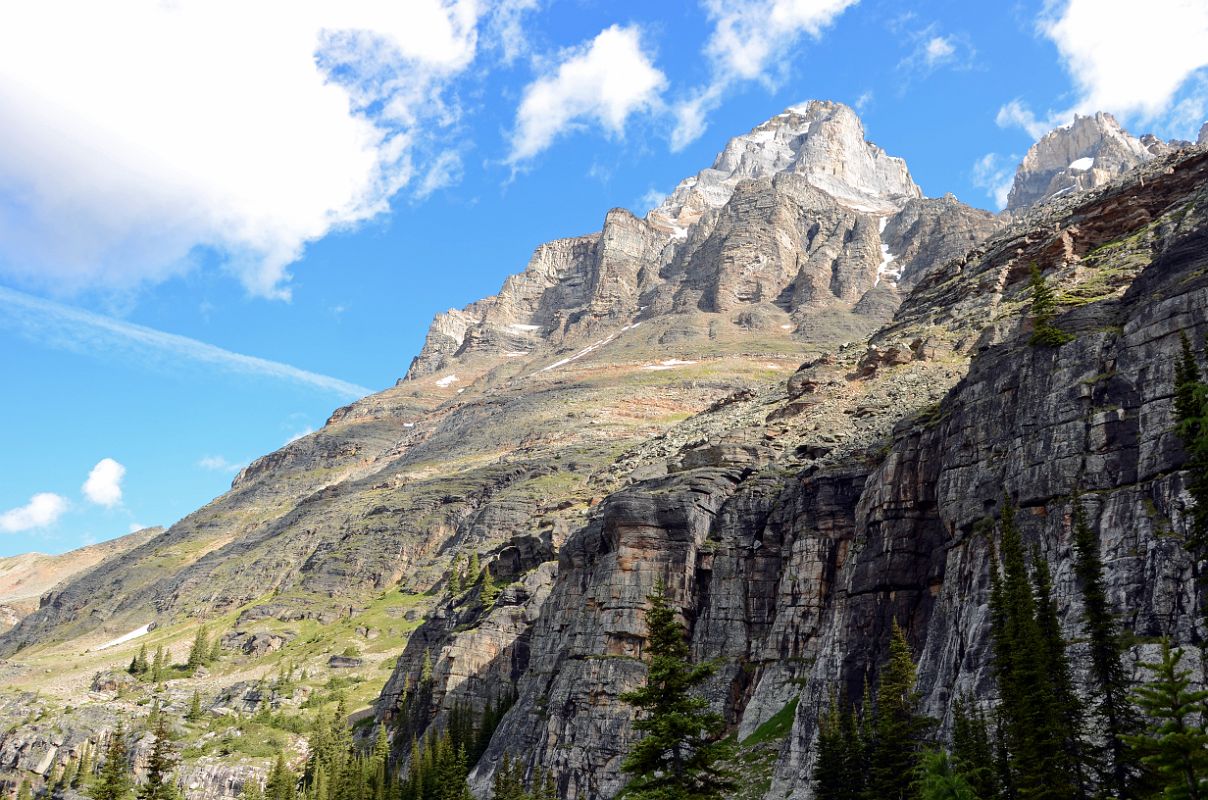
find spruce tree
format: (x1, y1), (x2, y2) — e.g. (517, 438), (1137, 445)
(151, 646), (166, 683)
(265, 753), (297, 800)
(129, 644), (149, 676)
(17, 778), (32, 800)
(480, 568), (499, 608)
(369, 725), (390, 800)
(420, 648), (433, 685)
(918, 751), (977, 800)
(137, 715), (180, 800)
(208, 634), (223, 665)
(951, 697), (999, 800)
(813, 695), (848, 800)
(186, 690), (204, 723)
(1028, 263), (1073, 347)
(187, 626), (209, 671)
(1122, 641), (1208, 800)
(448, 554), (463, 596)
(90, 723), (131, 800)
(619, 581), (735, 800)
(988, 499), (1081, 800)
(1173, 332), (1208, 563)
(492, 752), (528, 800)
(865, 621), (930, 800)
(1071, 497), (1145, 797)
(76, 741), (94, 788)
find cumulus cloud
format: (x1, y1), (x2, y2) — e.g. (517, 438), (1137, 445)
(971, 153), (1017, 210)
(0, 493), (68, 534)
(999, 0), (1208, 139)
(0, 1), (486, 300)
(83, 458), (126, 507)
(671, 0), (858, 148)
(508, 25), (666, 164)
(0, 285), (372, 400)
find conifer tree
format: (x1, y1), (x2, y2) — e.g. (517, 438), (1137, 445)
(1028, 264), (1073, 347)
(619, 581), (734, 800)
(90, 723), (131, 800)
(467, 553), (480, 585)
(369, 725), (390, 800)
(988, 500), (1081, 800)
(1173, 332), (1208, 562)
(1070, 497), (1146, 797)
(951, 697), (999, 800)
(151, 646), (166, 683)
(186, 691), (204, 723)
(865, 621), (930, 800)
(187, 625), (209, 670)
(918, 751), (977, 800)
(17, 778), (32, 800)
(208, 634), (223, 665)
(129, 644), (149, 676)
(448, 554), (463, 597)
(479, 568), (499, 608)
(137, 715), (180, 800)
(814, 695), (848, 800)
(1122, 641), (1208, 800)
(60, 756), (80, 792)
(492, 752), (528, 800)
(420, 649), (433, 685)
(265, 753), (297, 800)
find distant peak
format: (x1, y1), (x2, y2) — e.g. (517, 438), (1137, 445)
(648, 100), (920, 236)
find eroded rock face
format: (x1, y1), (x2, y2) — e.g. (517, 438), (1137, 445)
(1006, 112), (1176, 211)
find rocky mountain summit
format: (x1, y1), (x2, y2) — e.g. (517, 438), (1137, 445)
(1006, 111), (1181, 211)
(1, 102), (1206, 800)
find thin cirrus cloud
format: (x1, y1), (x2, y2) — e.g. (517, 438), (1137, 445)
(0, 493), (68, 534)
(82, 458), (126, 508)
(198, 456), (246, 474)
(0, 0), (490, 301)
(507, 25), (667, 164)
(0, 286), (373, 401)
(671, 0), (859, 150)
(997, 0), (1208, 139)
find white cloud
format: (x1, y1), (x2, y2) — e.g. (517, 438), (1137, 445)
(971, 153), (1016, 210)
(853, 90), (874, 113)
(0, 285), (372, 400)
(996, 100), (1049, 141)
(1000, 0), (1208, 139)
(198, 456), (246, 474)
(637, 188), (669, 213)
(83, 458), (126, 507)
(0, 1), (486, 300)
(285, 427), (316, 445)
(489, 0), (541, 64)
(128, 523), (149, 534)
(0, 493), (68, 534)
(924, 36), (956, 67)
(508, 25), (667, 163)
(672, 0), (858, 148)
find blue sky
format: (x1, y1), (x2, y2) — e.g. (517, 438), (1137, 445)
(1, 0), (1206, 556)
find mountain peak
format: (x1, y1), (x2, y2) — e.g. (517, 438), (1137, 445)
(1005, 111), (1175, 211)
(648, 100), (922, 236)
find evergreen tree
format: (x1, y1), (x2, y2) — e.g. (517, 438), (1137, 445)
(479, 568), (499, 608)
(369, 725), (390, 800)
(864, 621), (931, 800)
(1122, 642), (1208, 800)
(137, 715), (180, 800)
(420, 649), (433, 685)
(187, 626), (209, 670)
(918, 751), (977, 800)
(619, 581), (735, 800)
(1031, 546), (1087, 796)
(492, 753), (528, 800)
(208, 634), (223, 665)
(151, 646), (166, 683)
(1028, 263), (1073, 347)
(988, 499), (1081, 800)
(1070, 497), (1146, 797)
(1173, 332), (1208, 563)
(951, 697), (999, 800)
(90, 723), (131, 800)
(265, 753), (297, 800)
(129, 644), (149, 676)
(60, 756), (80, 792)
(17, 778), (32, 800)
(814, 695), (848, 800)
(186, 691), (204, 723)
